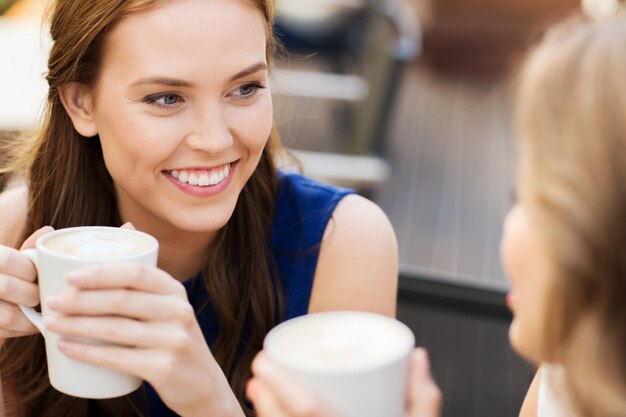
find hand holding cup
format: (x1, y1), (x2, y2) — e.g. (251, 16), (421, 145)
(255, 311), (418, 417)
(18, 226), (158, 398)
(0, 226), (53, 342)
(248, 348), (442, 417)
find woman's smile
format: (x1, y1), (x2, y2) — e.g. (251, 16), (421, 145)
(163, 161), (238, 197)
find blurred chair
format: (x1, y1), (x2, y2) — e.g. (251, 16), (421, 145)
(415, 0), (578, 77)
(273, 0), (421, 191)
(0, 0), (17, 15)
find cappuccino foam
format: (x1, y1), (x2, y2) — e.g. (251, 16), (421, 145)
(265, 312), (414, 373)
(44, 230), (154, 259)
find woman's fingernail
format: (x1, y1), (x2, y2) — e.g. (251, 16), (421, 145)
(415, 347), (428, 357)
(44, 316), (59, 328)
(254, 355), (272, 376)
(47, 295), (61, 308)
(246, 379), (257, 398)
(66, 271), (81, 284)
(57, 339), (71, 352)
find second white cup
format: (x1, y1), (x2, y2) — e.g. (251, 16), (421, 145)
(264, 311), (415, 417)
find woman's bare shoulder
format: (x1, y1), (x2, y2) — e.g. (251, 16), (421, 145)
(309, 194), (399, 316)
(0, 186), (29, 248)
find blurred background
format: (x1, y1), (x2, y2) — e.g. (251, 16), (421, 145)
(0, 0), (595, 415)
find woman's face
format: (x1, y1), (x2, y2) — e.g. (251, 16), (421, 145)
(500, 201), (555, 364)
(83, 0), (272, 235)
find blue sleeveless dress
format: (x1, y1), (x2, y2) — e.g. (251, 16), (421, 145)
(138, 172), (354, 416)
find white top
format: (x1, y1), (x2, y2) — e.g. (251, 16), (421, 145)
(537, 364), (576, 417)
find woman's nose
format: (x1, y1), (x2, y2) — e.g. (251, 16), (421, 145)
(185, 105), (234, 154)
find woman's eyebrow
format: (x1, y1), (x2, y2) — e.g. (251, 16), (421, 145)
(229, 62), (268, 81)
(129, 77), (192, 88)
(128, 63), (268, 88)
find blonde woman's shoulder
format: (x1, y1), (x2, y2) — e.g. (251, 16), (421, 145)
(0, 185), (29, 248)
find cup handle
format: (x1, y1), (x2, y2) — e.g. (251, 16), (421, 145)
(18, 248), (47, 338)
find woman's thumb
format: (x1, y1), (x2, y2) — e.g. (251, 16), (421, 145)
(408, 348), (442, 417)
(19, 226), (55, 251)
(120, 222), (136, 230)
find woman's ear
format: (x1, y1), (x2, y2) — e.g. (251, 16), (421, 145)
(58, 83), (98, 137)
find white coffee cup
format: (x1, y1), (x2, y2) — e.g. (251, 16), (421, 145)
(264, 311), (415, 417)
(19, 226), (159, 399)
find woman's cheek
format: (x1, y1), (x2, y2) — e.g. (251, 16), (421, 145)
(244, 97), (273, 149)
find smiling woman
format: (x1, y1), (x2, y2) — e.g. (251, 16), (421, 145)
(0, 0), (398, 416)
(59, 0), (275, 240)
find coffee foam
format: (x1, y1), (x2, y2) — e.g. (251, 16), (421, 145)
(266, 313), (414, 373)
(44, 230), (153, 259)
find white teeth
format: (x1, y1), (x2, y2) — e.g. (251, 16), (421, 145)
(198, 174), (210, 186)
(170, 163), (231, 187)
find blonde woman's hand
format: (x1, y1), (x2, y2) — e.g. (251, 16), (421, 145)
(41, 263), (239, 417)
(248, 348), (442, 417)
(248, 352), (342, 417)
(406, 348), (442, 417)
(0, 226), (53, 342)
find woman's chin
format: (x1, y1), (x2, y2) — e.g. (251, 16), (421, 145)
(174, 218), (230, 235)
(508, 320), (542, 365)
(163, 204), (235, 235)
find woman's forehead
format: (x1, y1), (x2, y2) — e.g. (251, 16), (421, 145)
(100, 0), (267, 81)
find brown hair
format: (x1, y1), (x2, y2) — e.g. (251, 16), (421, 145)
(0, 0), (282, 416)
(516, 15), (626, 417)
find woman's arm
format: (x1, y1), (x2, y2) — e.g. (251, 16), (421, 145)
(0, 186), (28, 248)
(309, 194), (398, 315)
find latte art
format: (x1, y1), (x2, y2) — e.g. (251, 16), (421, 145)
(44, 230), (154, 259)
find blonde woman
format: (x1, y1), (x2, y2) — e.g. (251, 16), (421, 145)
(511, 14), (626, 417)
(248, 14), (626, 417)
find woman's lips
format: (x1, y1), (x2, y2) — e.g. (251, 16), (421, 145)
(163, 161), (237, 197)
(506, 291), (516, 310)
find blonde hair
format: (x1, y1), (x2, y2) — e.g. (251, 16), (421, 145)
(516, 16), (626, 417)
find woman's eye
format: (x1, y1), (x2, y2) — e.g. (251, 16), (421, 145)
(160, 94), (180, 105)
(145, 93), (184, 108)
(238, 85), (255, 96)
(231, 82), (266, 100)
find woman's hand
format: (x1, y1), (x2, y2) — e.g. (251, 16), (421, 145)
(406, 348), (443, 417)
(43, 263), (241, 417)
(0, 226), (53, 342)
(247, 348), (442, 417)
